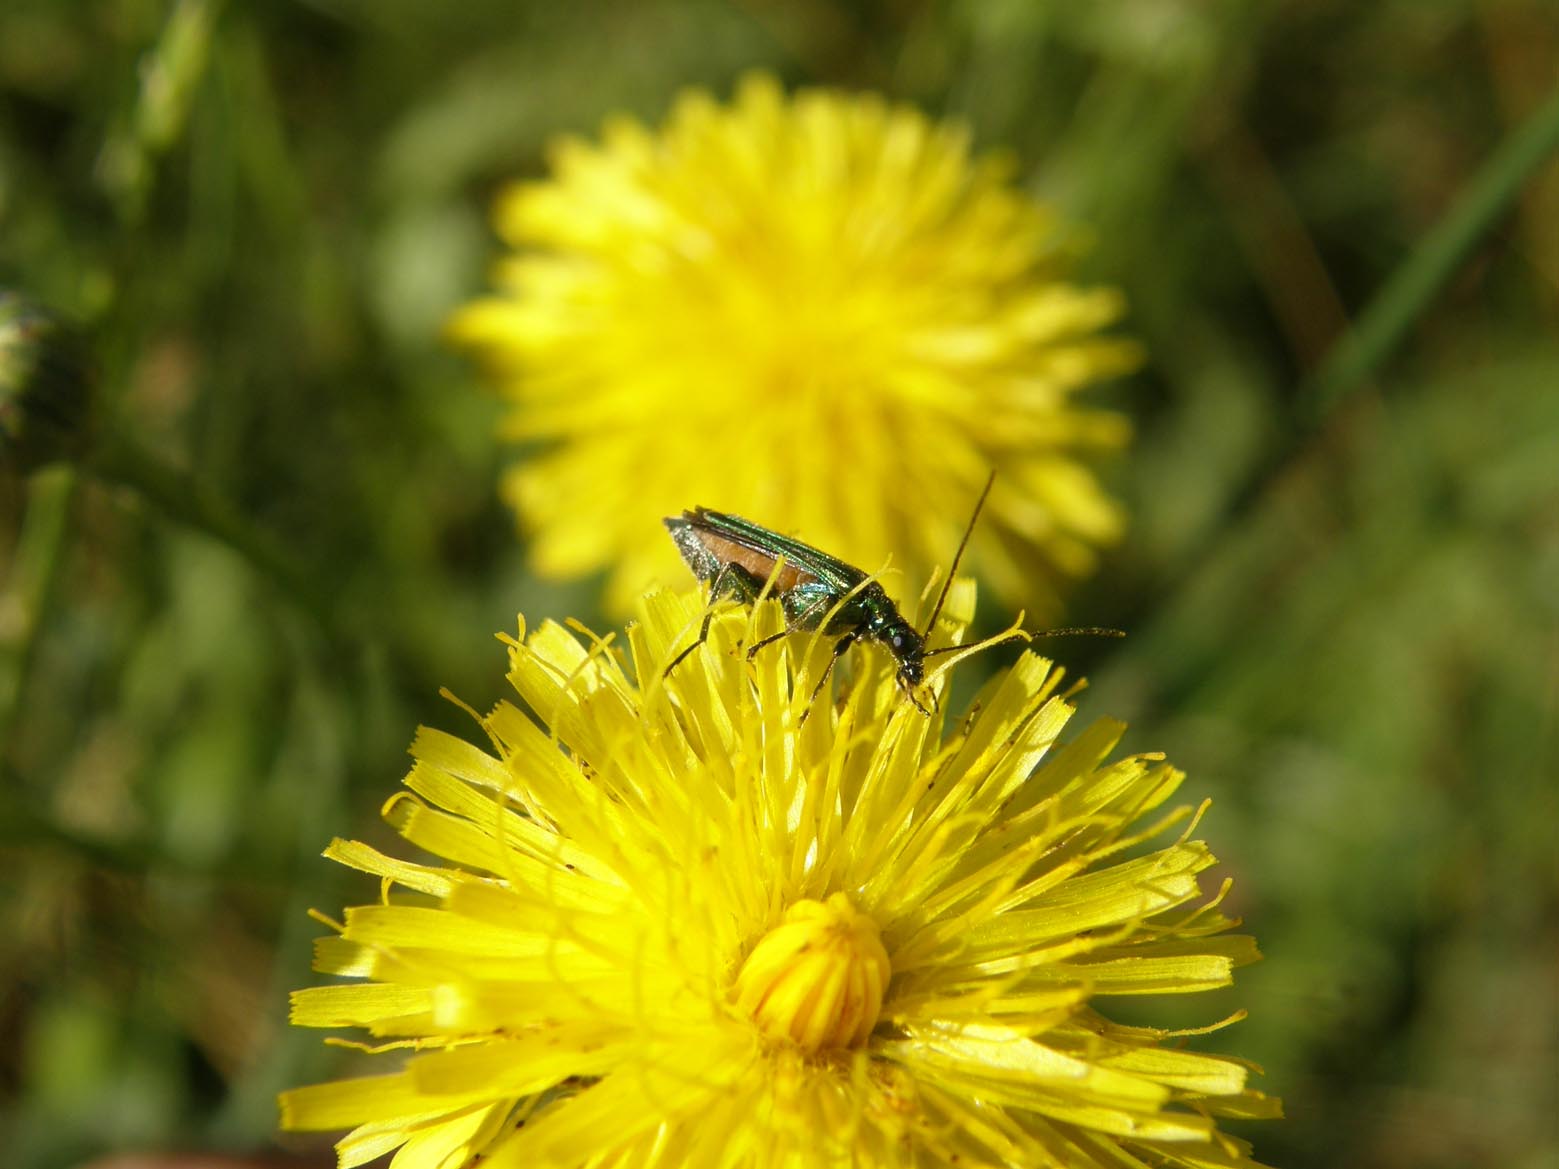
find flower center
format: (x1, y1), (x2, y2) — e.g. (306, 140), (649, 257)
(732, 892), (891, 1053)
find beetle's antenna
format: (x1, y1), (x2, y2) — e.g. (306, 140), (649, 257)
(921, 470), (995, 638)
(921, 625), (1124, 661)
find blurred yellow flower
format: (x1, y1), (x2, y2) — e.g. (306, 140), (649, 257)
(280, 586), (1277, 1169)
(450, 75), (1140, 616)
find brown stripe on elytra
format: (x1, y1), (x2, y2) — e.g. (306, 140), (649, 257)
(693, 530), (815, 593)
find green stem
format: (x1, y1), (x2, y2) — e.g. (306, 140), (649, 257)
(0, 469), (78, 748)
(1102, 88), (1559, 688)
(84, 435), (438, 698)
(1304, 84), (1559, 416)
(88, 434), (342, 637)
(0, 765), (293, 881)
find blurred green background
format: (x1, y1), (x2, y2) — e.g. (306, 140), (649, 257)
(2, 2), (1555, 1167)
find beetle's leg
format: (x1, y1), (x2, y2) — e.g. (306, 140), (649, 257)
(663, 640), (702, 679)
(743, 628), (789, 660)
(745, 582), (835, 662)
(905, 678), (937, 717)
(666, 563), (763, 678)
(798, 629), (860, 725)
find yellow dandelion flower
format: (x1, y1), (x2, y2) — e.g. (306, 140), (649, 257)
(449, 75), (1141, 616)
(280, 586), (1278, 1168)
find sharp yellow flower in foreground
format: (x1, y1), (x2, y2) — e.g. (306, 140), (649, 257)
(280, 586), (1278, 1168)
(449, 75), (1141, 616)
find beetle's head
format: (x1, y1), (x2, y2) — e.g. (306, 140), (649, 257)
(876, 622), (934, 715)
(875, 622), (920, 680)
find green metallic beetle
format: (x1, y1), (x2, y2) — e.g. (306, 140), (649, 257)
(665, 507), (936, 702)
(664, 476), (1121, 714)
(664, 477), (1006, 715)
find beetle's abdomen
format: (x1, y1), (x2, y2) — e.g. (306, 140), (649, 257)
(682, 528), (816, 594)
